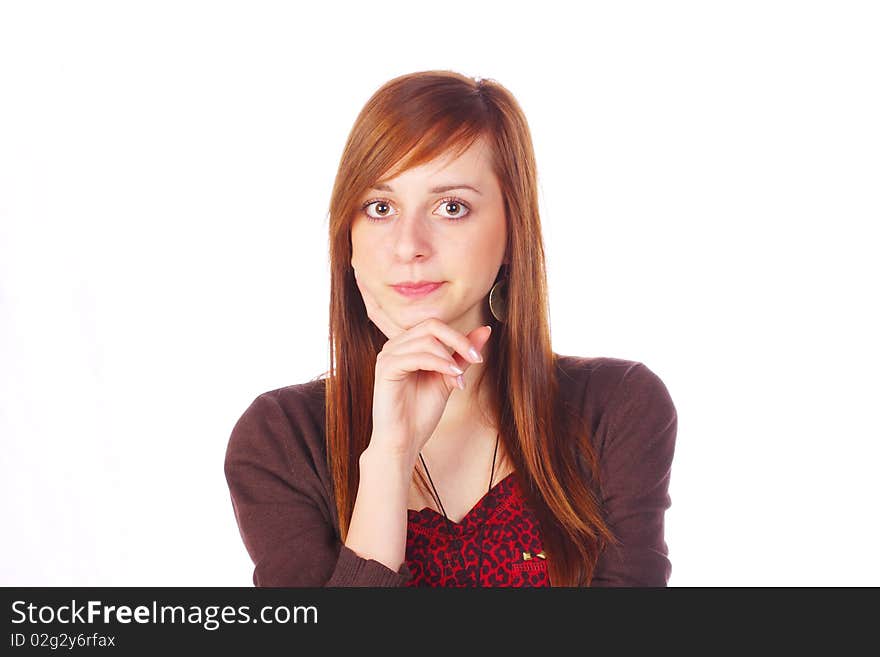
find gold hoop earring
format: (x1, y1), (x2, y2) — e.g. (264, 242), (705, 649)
(489, 276), (507, 323)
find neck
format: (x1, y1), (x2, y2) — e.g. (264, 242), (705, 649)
(422, 344), (499, 461)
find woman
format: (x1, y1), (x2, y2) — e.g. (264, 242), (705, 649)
(224, 70), (677, 587)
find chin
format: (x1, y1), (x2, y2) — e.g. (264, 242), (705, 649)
(399, 306), (448, 322)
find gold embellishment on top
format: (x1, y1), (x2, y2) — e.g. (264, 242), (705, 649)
(521, 550), (548, 561)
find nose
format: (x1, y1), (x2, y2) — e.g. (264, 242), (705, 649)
(391, 209), (435, 262)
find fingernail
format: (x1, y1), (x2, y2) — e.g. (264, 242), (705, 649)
(449, 364), (464, 375)
(468, 346), (482, 363)
(456, 374), (465, 390)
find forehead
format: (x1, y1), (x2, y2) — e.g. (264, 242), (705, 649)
(378, 135), (493, 186)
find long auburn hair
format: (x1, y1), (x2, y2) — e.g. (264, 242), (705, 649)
(323, 70), (619, 586)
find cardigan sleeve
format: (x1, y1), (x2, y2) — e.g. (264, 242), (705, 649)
(224, 392), (413, 587)
(591, 362), (678, 587)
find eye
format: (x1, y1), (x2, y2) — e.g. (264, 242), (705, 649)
(361, 200), (396, 222)
(360, 197), (472, 223)
(435, 197), (471, 220)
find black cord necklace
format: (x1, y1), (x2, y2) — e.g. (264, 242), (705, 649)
(418, 431), (500, 587)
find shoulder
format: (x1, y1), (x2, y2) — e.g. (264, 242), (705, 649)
(553, 353), (677, 454)
(225, 375), (328, 470)
(254, 376), (327, 423)
(555, 353), (662, 390)
(554, 353), (674, 409)
(238, 375), (326, 426)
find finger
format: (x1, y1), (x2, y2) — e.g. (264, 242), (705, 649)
(378, 351), (463, 391)
(354, 268), (404, 339)
(409, 317), (490, 365)
(452, 324), (492, 371)
(388, 334), (466, 374)
(468, 324), (493, 355)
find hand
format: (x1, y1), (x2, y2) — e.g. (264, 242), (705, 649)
(353, 268), (492, 463)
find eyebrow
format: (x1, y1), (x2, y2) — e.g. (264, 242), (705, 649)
(370, 183), (482, 195)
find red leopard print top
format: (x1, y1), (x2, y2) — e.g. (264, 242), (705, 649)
(404, 471), (550, 587)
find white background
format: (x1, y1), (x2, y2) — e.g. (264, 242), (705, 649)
(1, 1), (877, 586)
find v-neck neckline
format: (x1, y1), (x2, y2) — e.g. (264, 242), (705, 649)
(407, 471), (516, 531)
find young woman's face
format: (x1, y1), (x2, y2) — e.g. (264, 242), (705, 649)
(350, 135), (508, 335)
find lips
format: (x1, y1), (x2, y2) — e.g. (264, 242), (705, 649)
(391, 281), (445, 298)
(392, 281), (443, 289)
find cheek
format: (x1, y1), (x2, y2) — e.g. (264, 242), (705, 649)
(463, 226), (504, 262)
(351, 246), (375, 273)
(350, 243), (382, 286)
(350, 230), (369, 269)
